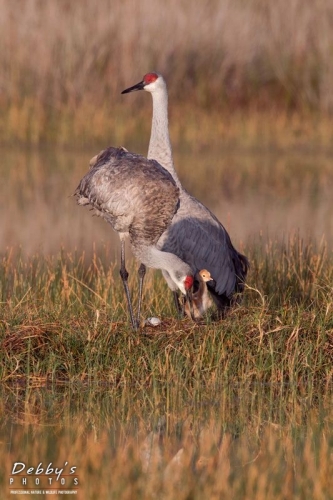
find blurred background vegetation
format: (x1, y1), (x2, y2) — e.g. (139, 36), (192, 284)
(1, 0), (333, 147)
(0, 0), (332, 252)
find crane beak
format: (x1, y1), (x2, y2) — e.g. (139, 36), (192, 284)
(185, 288), (196, 321)
(121, 80), (145, 94)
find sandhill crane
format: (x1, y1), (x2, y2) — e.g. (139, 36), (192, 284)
(74, 146), (195, 330)
(122, 73), (249, 317)
(184, 269), (213, 320)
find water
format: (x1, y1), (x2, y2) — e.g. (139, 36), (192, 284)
(0, 383), (332, 499)
(1, 147), (332, 256)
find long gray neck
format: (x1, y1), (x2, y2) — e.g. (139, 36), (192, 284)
(133, 245), (192, 293)
(148, 89), (181, 187)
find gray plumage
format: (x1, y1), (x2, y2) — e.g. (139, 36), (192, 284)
(159, 190), (247, 299)
(76, 147), (179, 250)
(74, 146), (195, 328)
(122, 73), (248, 314)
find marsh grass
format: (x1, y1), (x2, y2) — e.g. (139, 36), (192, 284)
(0, 237), (333, 498)
(0, 236), (332, 390)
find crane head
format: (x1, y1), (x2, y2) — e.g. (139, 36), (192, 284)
(184, 275), (194, 291)
(198, 269), (213, 283)
(121, 72), (165, 95)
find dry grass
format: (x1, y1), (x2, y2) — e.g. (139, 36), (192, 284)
(0, 236), (332, 387)
(1, 0), (333, 145)
(0, 236), (332, 498)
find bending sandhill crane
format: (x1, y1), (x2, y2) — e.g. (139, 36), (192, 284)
(122, 73), (249, 317)
(74, 146), (194, 330)
(184, 269), (213, 320)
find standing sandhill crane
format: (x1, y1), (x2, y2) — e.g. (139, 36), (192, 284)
(122, 73), (249, 317)
(74, 146), (195, 330)
(184, 269), (213, 320)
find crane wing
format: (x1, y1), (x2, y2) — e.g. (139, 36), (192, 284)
(159, 195), (248, 298)
(75, 147), (180, 243)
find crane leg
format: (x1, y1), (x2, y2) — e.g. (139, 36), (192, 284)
(119, 238), (138, 330)
(137, 263), (146, 325)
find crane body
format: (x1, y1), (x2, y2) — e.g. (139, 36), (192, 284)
(122, 73), (248, 317)
(75, 146), (194, 328)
